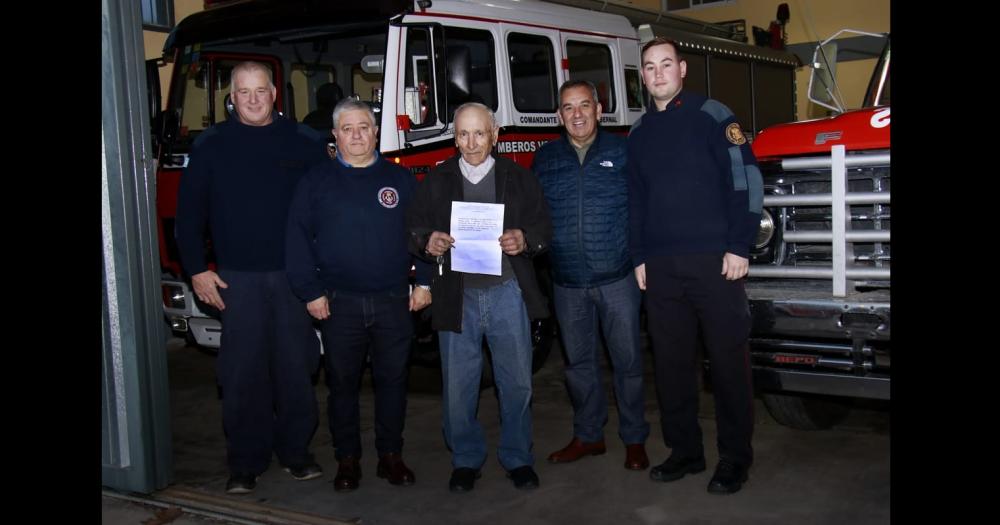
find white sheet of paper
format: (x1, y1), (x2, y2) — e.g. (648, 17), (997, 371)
(450, 201), (505, 276)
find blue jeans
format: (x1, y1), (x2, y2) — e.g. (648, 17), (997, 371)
(318, 286), (413, 460)
(438, 278), (534, 471)
(553, 275), (649, 445)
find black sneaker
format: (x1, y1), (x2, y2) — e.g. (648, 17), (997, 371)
(449, 468), (481, 493)
(707, 460), (749, 494)
(649, 454), (706, 483)
(506, 466), (539, 490)
(225, 473), (258, 494)
(283, 462), (324, 481)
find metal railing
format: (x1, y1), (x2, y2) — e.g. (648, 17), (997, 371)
(748, 146), (890, 297)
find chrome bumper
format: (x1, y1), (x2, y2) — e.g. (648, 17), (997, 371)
(746, 292), (890, 400)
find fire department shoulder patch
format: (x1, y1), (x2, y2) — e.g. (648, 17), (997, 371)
(725, 123), (747, 145)
(378, 187), (399, 208)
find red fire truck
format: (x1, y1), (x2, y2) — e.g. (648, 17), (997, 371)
(746, 30), (890, 428)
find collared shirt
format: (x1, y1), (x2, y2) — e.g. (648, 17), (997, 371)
(458, 155), (495, 185)
(570, 135), (596, 165)
(336, 150), (380, 168)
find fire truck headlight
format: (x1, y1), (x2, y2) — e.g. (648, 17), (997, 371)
(162, 283), (187, 309)
(755, 209), (775, 249)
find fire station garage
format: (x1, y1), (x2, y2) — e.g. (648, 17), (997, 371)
(103, 0), (891, 523)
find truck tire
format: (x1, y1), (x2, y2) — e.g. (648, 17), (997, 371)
(761, 392), (851, 430)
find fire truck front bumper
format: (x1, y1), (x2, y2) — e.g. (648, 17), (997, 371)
(745, 285), (890, 400)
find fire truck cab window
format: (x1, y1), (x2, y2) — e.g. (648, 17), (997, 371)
(442, 27), (497, 118)
(211, 62), (238, 125)
(625, 68), (643, 110)
(404, 27), (443, 129)
(508, 33), (557, 113)
(179, 60), (210, 134)
(566, 41), (615, 112)
(291, 65), (338, 134)
(176, 58), (271, 138)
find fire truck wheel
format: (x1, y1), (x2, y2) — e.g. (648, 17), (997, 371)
(761, 392), (852, 430)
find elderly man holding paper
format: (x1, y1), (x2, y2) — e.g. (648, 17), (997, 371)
(405, 102), (552, 493)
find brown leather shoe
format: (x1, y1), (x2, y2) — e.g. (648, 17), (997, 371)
(376, 452), (415, 486)
(334, 456), (361, 491)
(624, 443), (650, 470)
(547, 437), (607, 464)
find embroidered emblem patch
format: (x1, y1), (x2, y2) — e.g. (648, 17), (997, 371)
(726, 123), (747, 145)
(378, 187), (399, 208)
(600, 160), (614, 167)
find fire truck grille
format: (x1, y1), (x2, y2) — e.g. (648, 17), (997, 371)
(772, 166), (890, 271)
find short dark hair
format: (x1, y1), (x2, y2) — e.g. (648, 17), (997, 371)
(558, 80), (600, 106)
(641, 37), (684, 63)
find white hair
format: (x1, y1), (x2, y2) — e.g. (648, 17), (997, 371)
(453, 102), (497, 129)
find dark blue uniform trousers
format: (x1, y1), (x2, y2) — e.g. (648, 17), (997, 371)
(319, 286), (413, 460)
(216, 270), (321, 475)
(645, 254), (755, 467)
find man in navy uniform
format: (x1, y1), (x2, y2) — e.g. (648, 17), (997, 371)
(286, 98), (432, 492)
(175, 61), (327, 494)
(628, 38), (763, 494)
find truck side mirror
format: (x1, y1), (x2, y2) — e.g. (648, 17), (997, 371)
(162, 109), (180, 145)
(808, 41), (842, 113)
(151, 109), (180, 162)
(146, 58), (163, 150)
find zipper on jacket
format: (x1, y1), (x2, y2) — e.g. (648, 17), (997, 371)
(577, 159), (584, 276)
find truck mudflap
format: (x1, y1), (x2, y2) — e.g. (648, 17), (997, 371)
(747, 294), (890, 400)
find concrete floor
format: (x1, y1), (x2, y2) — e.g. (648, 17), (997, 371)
(104, 336), (889, 524)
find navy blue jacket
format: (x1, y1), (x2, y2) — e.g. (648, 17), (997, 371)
(627, 90), (763, 264)
(532, 130), (632, 287)
(175, 115), (328, 275)
(285, 155), (431, 301)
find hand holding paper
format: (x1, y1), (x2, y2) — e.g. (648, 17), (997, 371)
(426, 231), (455, 257)
(499, 229), (526, 256)
(450, 201), (506, 275)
